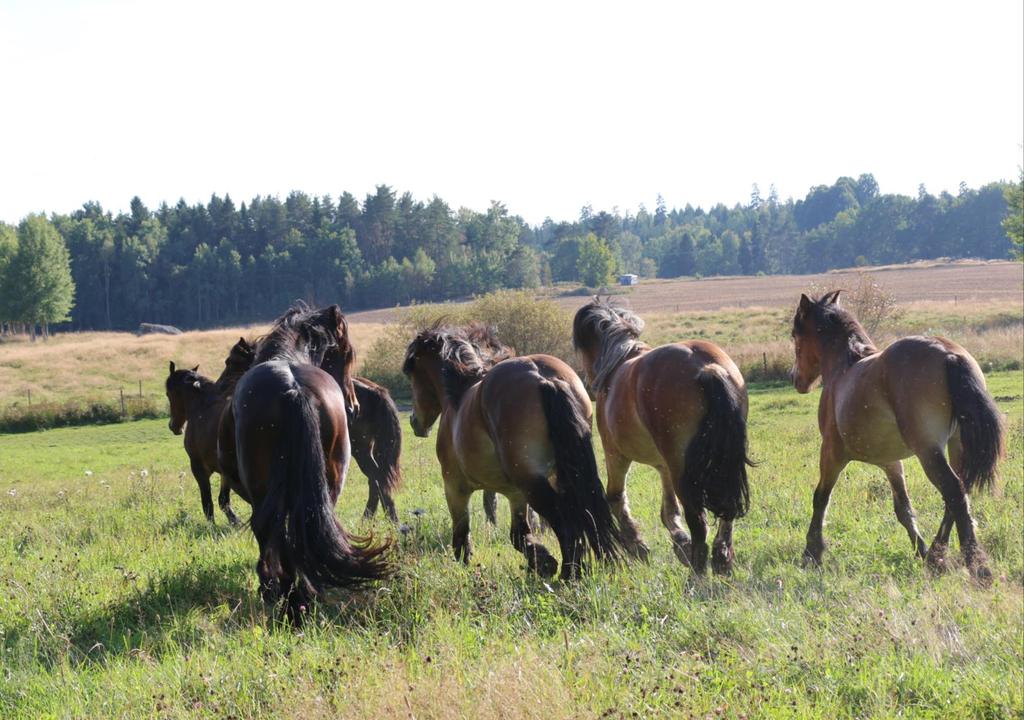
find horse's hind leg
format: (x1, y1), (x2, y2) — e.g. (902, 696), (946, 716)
(681, 503), (709, 575)
(217, 474), (240, 526)
(926, 436), (961, 572)
(605, 450), (648, 561)
(444, 481), (473, 564)
(711, 519), (734, 575)
(482, 491), (498, 525)
(803, 446), (847, 567)
(509, 498), (557, 577)
(880, 461), (927, 559)
(191, 459), (215, 522)
(657, 467), (693, 567)
(918, 447), (990, 582)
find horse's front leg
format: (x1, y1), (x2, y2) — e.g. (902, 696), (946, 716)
(190, 458), (215, 523)
(217, 473), (240, 526)
(879, 461), (927, 559)
(803, 444), (848, 567)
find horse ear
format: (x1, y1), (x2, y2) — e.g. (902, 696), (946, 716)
(169, 360), (175, 373)
(827, 290), (842, 305)
(191, 364), (199, 372)
(798, 294), (813, 313)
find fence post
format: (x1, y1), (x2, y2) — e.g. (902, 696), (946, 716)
(762, 352), (768, 377)
(138, 379), (143, 398)
(27, 389), (31, 406)
(120, 388), (126, 416)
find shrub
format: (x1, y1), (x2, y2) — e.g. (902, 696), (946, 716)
(811, 270), (903, 335)
(0, 396), (163, 434)
(360, 291), (574, 400)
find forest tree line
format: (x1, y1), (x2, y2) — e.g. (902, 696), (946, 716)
(0, 173), (1020, 334)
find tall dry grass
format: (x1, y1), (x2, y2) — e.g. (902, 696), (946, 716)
(0, 322), (386, 410)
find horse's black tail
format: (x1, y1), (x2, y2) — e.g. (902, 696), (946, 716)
(678, 366), (752, 521)
(356, 379), (403, 496)
(538, 377), (622, 561)
(946, 353), (1004, 492)
(270, 387), (391, 597)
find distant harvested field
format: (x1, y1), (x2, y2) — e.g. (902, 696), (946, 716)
(345, 259), (1023, 323)
(0, 322), (386, 409)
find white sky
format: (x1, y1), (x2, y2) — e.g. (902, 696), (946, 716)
(1, 0), (1022, 225)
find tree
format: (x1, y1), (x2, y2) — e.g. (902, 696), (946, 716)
(576, 233), (614, 287)
(1004, 168), (1023, 260)
(6, 215), (75, 338)
(0, 223), (17, 332)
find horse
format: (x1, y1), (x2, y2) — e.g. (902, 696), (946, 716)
(572, 298), (751, 575)
(164, 337), (255, 524)
(224, 303), (391, 621)
(790, 291), (1005, 581)
(402, 324), (621, 579)
(209, 335), (406, 523)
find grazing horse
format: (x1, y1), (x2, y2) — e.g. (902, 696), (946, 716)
(791, 292), (1004, 580)
(572, 299), (751, 575)
(403, 324), (621, 579)
(165, 337), (255, 524)
(226, 303), (391, 620)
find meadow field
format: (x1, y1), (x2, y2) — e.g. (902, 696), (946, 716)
(0, 261), (1022, 718)
(0, 373), (1021, 718)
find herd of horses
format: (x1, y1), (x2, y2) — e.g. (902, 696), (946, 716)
(165, 294), (1006, 622)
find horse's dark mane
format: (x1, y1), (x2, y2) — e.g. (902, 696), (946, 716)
(795, 293), (878, 364)
(403, 323), (513, 406)
(254, 302), (336, 365)
(572, 298), (649, 391)
(215, 338), (256, 394)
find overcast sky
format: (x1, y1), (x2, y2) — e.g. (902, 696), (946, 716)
(1, 0), (1021, 225)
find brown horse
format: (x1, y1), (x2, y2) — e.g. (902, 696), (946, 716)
(225, 303), (391, 620)
(403, 324), (621, 579)
(165, 337), (255, 524)
(572, 299), (751, 575)
(791, 292), (1005, 580)
(211, 337), (406, 523)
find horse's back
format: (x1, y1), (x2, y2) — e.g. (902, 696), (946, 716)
(835, 336), (971, 460)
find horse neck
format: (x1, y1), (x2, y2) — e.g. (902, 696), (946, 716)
(213, 367), (247, 395)
(591, 336), (645, 392)
(431, 356), (480, 409)
(817, 329), (876, 386)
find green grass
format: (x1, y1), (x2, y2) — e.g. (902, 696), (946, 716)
(1, 374), (1021, 719)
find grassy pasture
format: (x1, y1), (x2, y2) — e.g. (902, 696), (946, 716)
(0, 373), (1021, 718)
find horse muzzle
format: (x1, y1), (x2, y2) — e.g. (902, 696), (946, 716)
(168, 420), (184, 435)
(410, 415), (431, 438)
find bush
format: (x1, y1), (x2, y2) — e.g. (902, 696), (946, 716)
(0, 396), (163, 433)
(811, 270), (903, 335)
(360, 291), (574, 400)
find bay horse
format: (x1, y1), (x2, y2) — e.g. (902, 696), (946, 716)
(213, 337), (406, 523)
(225, 303), (391, 621)
(572, 298), (751, 575)
(165, 337), (255, 524)
(403, 324), (621, 579)
(791, 292), (1004, 581)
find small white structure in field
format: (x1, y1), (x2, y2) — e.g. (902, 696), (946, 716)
(618, 273), (639, 286)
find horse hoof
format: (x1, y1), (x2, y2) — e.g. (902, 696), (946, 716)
(925, 543), (948, 574)
(711, 545), (734, 575)
(672, 538), (693, 567)
(534, 554), (558, 578)
(801, 549), (823, 568)
(628, 542), (651, 563)
(970, 563), (993, 587)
